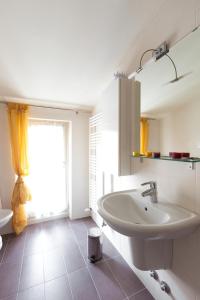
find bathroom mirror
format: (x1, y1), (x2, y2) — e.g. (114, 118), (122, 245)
(136, 27), (200, 157)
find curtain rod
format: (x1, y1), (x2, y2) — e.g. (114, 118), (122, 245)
(0, 101), (91, 114)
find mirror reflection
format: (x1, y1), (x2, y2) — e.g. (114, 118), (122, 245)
(136, 28), (200, 159)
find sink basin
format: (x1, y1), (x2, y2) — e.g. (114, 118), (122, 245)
(97, 189), (200, 240)
(0, 209), (13, 228)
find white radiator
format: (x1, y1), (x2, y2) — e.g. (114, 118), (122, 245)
(89, 113), (102, 212)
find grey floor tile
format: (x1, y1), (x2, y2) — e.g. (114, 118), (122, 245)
(45, 275), (72, 300)
(106, 256), (144, 296)
(17, 284), (45, 300)
(88, 261), (126, 300)
(69, 267), (100, 300)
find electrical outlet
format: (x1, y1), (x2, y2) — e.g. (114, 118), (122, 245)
(154, 42), (169, 60)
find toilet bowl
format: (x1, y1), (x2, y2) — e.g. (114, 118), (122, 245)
(0, 209), (13, 250)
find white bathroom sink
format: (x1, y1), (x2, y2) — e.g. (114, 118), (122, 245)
(0, 209), (13, 228)
(97, 189), (200, 239)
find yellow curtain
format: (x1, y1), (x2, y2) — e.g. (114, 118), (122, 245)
(140, 117), (149, 155)
(7, 103), (31, 235)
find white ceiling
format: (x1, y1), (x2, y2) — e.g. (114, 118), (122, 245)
(136, 27), (200, 116)
(0, 0), (165, 109)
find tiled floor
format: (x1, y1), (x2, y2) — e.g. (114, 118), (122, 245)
(0, 217), (154, 300)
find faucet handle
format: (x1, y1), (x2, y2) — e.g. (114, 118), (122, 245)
(141, 181), (157, 188)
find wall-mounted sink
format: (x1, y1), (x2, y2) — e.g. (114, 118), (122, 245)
(97, 189), (200, 270)
(98, 189), (200, 240)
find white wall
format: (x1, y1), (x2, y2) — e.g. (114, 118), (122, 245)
(0, 103), (90, 234)
(0, 104), (15, 235)
(93, 157), (200, 300)
(123, 0), (200, 75)
(93, 2), (200, 299)
(159, 98), (200, 157)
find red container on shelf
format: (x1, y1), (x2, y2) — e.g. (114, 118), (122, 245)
(181, 152), (190, 158)
(171, 152), (182, 159)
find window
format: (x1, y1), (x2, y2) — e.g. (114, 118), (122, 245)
(26, 119), (68, 219)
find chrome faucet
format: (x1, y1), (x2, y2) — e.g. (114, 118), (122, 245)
(141, 181), (158, 203)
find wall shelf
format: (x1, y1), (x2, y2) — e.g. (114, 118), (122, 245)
(131, 155), (200, 170)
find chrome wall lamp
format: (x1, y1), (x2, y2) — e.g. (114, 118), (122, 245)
(129, 41), (189, 84)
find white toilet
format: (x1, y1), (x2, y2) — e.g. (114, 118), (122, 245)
(0, 209), (13, 250)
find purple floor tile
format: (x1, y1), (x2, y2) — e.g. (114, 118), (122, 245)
(88, 261), (126, 300)
(71, 225), (88, 242)
(44, 249), (67, 281)
(82, 217), (96, 229)
(69, 219), (87, 236)
(0, 262), (21, 299)
(0, 218), (148, 300)
(42, 220), (57, 230)
(45, 275), (72, 300)
(26, 224), (42, 236)
(69, 267), (100, 300)
(19, 253), (44, 291)
(41, 220), (71, 251)
(17, 284), (45, 300)
(53, 222), (72, 245)
(24, 232), (43, 256)
(68, 218), (85, 226)
(129, 289), (155, 300)
(62, 239), (85, 273)
(0, 294), (17, 300)
(3, 235), (25, 264)
(102, 234), (119, 260)
(76, 236), (88, 260)
(106, 256), (144, 296)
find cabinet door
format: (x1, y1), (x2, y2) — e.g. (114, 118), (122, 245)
(100, 78), (140, 176)
(119, 79), (140, 175)
(101, 79), (119, 175)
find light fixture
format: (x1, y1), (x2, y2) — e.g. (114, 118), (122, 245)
(136, 48), (156, 74)
(129, 42), (190, 84)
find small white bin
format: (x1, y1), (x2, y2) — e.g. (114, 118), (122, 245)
(88, 227), (103, 263)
